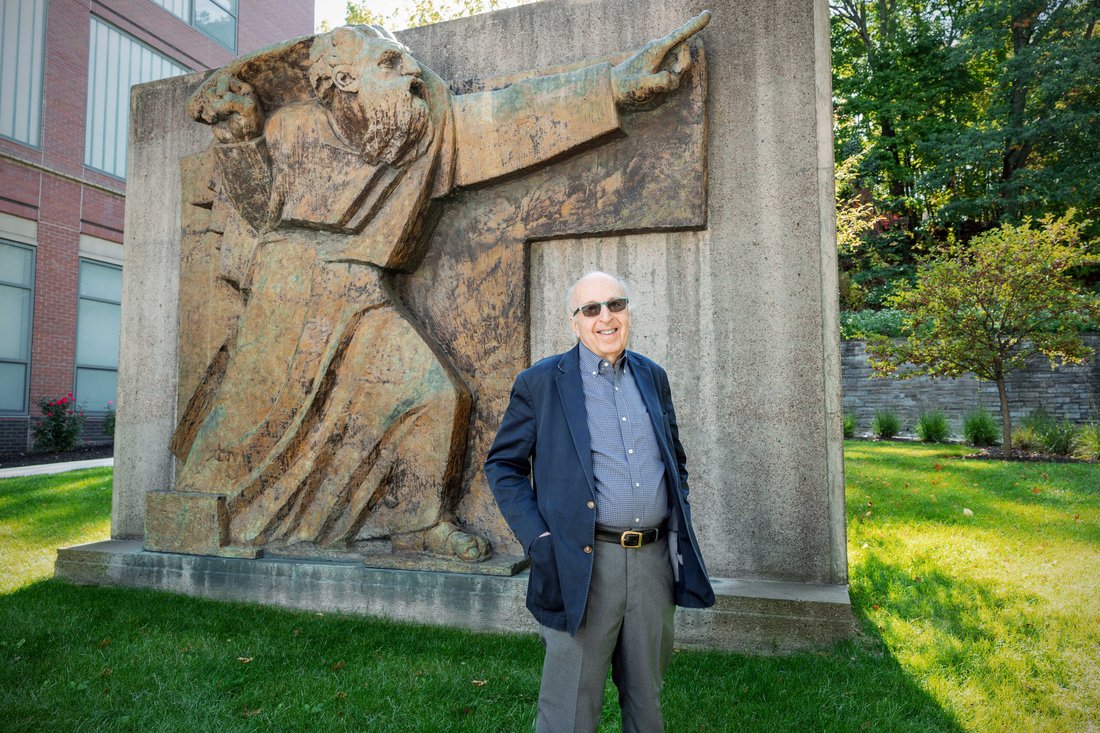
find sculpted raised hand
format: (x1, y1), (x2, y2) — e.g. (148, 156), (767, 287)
(188, 72), (265, 143)
(612, 10), (711, 110)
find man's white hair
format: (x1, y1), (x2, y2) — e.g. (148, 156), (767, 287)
(563, 271), (634, 317)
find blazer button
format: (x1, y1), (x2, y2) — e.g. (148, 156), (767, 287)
(586, 501), (595, 509)
(583, 545), (592, 554)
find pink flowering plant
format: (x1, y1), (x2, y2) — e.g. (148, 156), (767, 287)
(104, 400), (116, 439)
(33, 392), (86, 452)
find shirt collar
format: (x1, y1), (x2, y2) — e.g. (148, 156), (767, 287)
(578, 342), (628, 377)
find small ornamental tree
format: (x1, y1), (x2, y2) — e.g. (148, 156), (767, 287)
(866, 213), (1100, 454)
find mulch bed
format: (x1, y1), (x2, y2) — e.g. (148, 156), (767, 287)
(0, 444), (114, 470)
(961, 447), (1094, 463)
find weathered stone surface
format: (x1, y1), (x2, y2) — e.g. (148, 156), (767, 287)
(152, 19), (710, 569)
(144, 491), (228, 555)
(56, 541), (854, 653)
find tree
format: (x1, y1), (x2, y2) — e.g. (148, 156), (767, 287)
(830, 0), (1100, 305)
(345, 0), (505, 30)
(865, 212), (1100, 453)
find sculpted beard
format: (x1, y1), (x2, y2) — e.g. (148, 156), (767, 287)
(331, 80), (430, 167)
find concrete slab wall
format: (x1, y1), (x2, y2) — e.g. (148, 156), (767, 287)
(403, 0), (844, 582)
(115, 0), (845, 587)
(113, 71), (210, 538)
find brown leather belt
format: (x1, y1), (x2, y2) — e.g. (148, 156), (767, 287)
(595, 525), (663, 548)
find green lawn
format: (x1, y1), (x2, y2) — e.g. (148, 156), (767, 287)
(0, 444), (1096, 732)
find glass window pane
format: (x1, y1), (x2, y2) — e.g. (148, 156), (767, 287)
(0, 242), (34, 286)
(194, 0), (236, 50)
(76, 299), (121, 368)
(0, 284), (32, 360)
(0, 362), (27, 411)
(79, 260), (122, 302)
(75, 368), (117, 411)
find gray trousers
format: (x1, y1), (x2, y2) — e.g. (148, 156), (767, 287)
(536, 536), (675, 733)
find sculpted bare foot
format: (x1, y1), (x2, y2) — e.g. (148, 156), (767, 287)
(391, 520), (491, 562)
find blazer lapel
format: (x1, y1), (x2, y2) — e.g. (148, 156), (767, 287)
(630, 353), (675, 462)
(555, 346), (596, 492)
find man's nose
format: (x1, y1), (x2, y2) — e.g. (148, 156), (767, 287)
(399, 53), (422, 77)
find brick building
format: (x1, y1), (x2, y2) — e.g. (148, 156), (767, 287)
(0, 0), (313, 455)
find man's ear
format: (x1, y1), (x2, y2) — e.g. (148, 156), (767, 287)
(333, 67), (359, 93)
(569, 316), (580, 339)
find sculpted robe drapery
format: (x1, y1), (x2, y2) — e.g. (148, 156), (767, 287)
(171, 61), (624, 552)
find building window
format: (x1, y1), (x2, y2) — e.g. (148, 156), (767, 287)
(0, 241), (35, 414)
(151, 0), (238, 52)
(75, 259), (122, 412)
(0, 0), (47, 148)
(84, 17), (189, 179)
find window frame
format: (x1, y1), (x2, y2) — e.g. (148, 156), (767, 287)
(0, 239), (36, 416)
(73, 257), (123, 415)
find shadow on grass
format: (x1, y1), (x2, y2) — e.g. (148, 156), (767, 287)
(845, 443), (1098, 546)
(0, 578), (966, 733)
(0, 469), (113, 548)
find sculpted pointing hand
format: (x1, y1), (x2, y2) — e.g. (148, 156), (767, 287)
(187, 73), (265, 143)
(612, 10), (711, 110)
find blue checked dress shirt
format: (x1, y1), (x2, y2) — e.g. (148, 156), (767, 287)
(578, 343), (670, 530)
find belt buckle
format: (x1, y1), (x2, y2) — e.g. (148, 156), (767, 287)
(620, 530), (643, 548)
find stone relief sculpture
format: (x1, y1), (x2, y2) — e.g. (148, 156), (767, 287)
(145, 13), (711, 570)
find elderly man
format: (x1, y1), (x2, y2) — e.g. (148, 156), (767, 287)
(170, 15), (710, 561)
(485, 271), (714, 732)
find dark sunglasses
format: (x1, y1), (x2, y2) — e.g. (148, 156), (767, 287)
(572, 297), (629, 318)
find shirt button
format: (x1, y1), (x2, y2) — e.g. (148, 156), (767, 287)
(615, 387), (620, 391)
(627, 449), (634, 454)
(621, 416), (627, 421)
(586, 501), (595, 509)
(635, 483), (640, 488)
(634, 518), (640, 523)
(583, 545), (592, 554)
(591, 371), (597, 376)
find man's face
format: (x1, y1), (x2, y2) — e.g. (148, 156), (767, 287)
(569, 274), (631, 364)
(329, 37), (431, 166)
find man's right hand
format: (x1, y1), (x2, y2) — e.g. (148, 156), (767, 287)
(188, 73), (265, 143)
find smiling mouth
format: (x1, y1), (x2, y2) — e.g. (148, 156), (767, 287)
(597, 328), (618, 335)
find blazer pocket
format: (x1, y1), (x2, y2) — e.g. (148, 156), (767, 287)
(527, 535), (565, 613)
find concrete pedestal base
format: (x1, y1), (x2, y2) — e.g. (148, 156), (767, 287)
(55, 541), (855, 654)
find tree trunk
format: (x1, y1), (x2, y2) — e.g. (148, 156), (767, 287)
(996, 377), (1013, 455)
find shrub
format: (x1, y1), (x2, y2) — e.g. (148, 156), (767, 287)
(963, 409), (1000, 447)
(915, 410), (950, 443)
(872, 410), (901, 440)
(1011, 425), (1041, 452)
(1020, 409), (1056, 436)
(32, 393), (85, 452)
(104, 401), (116, 439)
(843, 414), (856, 439)
(1073, 424), (1100, 461)
(840, 309), (906, 339)
(1041, 420), (1079, 456)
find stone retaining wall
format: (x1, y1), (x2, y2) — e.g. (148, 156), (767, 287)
(841, 334), (1100, 436)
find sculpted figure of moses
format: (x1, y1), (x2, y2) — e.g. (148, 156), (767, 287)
(167, 12), (710, 563)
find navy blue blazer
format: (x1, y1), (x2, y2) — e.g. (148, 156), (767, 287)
(485, 344), (715, 635)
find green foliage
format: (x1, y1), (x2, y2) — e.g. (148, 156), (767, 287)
(840, 308), (906, 339)
(963, 409), (1000, 446)
(32, 393), (85, 452)
(103, 401), (116, 439)
(872, 410), (901, 440)
(1011, 425), (1040, 452)
(1040, 420), (1079, 456)
(345, 0), (503, 29)
(843, 413), (857, 439)
(867, 213), (1100, 451)
(915, 410), (950, 443)
(831, 0), (1100, 244)
(1072, 424), (1100, 461)
(1020, 409), (1080, 455)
